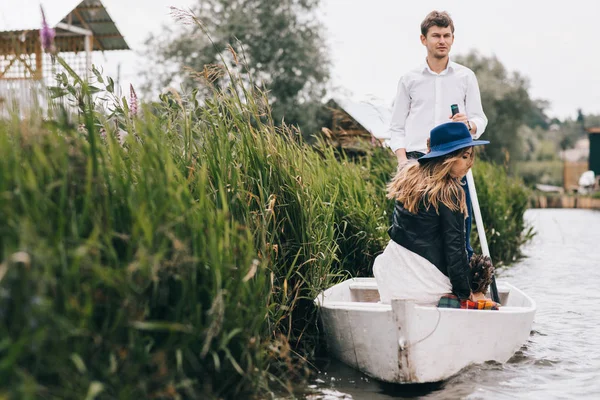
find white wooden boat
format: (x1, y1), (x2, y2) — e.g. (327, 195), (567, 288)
(314, 171), (536, 383)
(314, 278), (535, 383)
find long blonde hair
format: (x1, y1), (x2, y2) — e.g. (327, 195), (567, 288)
(387, 148), (474, 216)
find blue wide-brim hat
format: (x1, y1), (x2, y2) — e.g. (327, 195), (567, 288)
(418, 122), (489, 162)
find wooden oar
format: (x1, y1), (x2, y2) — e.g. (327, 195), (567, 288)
(466, 170), (501, 303)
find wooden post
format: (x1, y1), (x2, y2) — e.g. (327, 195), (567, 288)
(563, 160), (567, 191)
(34, 38), (43, 81)
(85, 34), (92, 80)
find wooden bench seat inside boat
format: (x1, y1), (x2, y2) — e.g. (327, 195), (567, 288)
(349, 280), (381, 303)
(348, 279), (512, 306)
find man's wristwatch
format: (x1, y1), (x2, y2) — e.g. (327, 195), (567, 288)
(466, 120), (472, 133)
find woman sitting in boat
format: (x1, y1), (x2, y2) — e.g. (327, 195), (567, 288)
(373, 121), (489, 305)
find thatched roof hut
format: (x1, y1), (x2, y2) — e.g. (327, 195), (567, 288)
(0, 0), (129, 112)
(324, 98), (391, 155)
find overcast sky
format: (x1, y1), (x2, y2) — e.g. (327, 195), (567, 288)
(4, 0), (600, 119)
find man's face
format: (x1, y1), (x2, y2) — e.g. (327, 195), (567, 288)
(420, 26), (454, 59)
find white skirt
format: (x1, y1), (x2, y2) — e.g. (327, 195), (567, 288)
(373, 240), (452, 305)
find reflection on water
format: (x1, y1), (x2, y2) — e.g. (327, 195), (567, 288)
(305, 209), (600, 399)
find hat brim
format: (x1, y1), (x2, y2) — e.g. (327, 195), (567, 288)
(418, 139), (489, 162)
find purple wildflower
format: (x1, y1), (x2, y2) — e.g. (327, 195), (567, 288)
(40, 5), (56, 54)
(129, 84), (138, 117)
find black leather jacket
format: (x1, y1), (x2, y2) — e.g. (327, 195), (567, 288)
(388, 199), (471, 299)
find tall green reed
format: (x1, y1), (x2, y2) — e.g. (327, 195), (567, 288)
(470, 160), (535, 265)
(0, 44), (389, 399)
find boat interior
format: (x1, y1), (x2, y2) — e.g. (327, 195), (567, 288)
(348, 279), (511, 306)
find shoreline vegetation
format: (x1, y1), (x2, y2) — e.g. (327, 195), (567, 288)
(0, 53), (533, 400)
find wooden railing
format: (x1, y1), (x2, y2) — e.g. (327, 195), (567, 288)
(531, 195), (600, 209)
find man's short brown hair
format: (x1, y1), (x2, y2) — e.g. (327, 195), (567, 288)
(421, 11), (454, 36)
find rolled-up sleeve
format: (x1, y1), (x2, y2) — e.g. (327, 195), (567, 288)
(388, 77), (410, 152)
(465, 72), (487, 139)
(439, 203), (471, 300)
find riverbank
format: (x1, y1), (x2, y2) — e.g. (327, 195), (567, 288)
(531, 194), (600, 209)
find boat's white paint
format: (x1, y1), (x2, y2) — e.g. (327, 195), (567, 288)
(314, 277), (536, 383)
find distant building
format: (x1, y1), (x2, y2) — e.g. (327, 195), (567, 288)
(559, 137), (589, 163)
(587, 127), (600, 177)
(548, 123), (561, 132)
(559, 137), (589, 191)
(0, 0), (130, 115)
(324, 98), (391, 154)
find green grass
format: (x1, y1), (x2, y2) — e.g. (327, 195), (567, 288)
(514, 160), (563, 187)
(470, 160), (535, 265)
(0, 61), (390, 398)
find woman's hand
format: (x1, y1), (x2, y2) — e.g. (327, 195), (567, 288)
(469, 292), (487, 302)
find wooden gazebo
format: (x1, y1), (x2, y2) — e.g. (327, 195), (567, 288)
(0, 0), (130, 112)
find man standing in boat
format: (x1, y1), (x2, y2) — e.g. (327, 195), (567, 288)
(387, 10), (488, 258)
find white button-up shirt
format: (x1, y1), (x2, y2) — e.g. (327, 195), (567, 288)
(388, 60), (488, 154)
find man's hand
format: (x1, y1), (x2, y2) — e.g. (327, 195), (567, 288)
(449, 112), (468, 123)
(449, 112), (477, 135)
(395, 148), (408, 166)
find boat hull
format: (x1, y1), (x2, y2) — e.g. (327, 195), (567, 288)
(314, 278), (536, 383)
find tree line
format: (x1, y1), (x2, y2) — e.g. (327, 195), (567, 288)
(142, 0), (592, 174)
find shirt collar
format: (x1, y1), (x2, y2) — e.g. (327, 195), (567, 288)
(422, 59), (454, 75)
